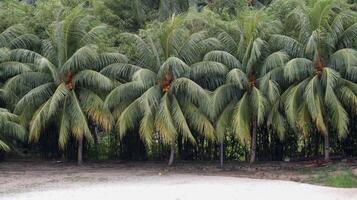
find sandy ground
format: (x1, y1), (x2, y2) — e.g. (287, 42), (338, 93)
(1, 160), (357, 200)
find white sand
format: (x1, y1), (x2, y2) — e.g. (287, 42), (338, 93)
(1, 174), (356, 200)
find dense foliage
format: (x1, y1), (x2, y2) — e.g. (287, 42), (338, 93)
(0, 0), (356, 165)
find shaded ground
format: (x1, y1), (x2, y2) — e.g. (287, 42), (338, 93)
(0, 159), (357, 199)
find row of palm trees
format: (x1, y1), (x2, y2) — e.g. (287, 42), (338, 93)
(0, 0), (356, 165)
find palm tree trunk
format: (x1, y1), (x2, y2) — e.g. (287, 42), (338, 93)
(168, 139), (175, 166)
(61, 152), (66, 162)
(220, 141), (224, 168)
(77, 136), (83, 166)
(250, 119), (257, 164)
(324, 132), (330, 161)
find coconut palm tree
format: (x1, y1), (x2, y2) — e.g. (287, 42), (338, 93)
(271, 0), (357, 161)
(4, 6), (116, 165)
(0, 108), (26, 151)
(206, 10), (288, 164)
(102, 16), (222, 165)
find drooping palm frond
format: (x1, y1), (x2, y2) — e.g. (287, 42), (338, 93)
(284, 58), (314, 83)
(0, 24), (39, 49)
(0, 108), (26, 151)
(77, 88), (113, 132)
(171, 96), (195, 144)
(233, 93), (251, 145)
(215, 102), (235, 143)
(73, 70), (114, 91)
(67, 91), (93, 142)
(155, 93), (177, 144)
(304, 76), (328, 134)
(181, 102), (215, 141)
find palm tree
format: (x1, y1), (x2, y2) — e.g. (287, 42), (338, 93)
(0, 108), (26, 151)
(102, 16), (219, 165)
(271, 0), (357, 161)
(207, 10), (287, 164)
(4, 6), (116, 165)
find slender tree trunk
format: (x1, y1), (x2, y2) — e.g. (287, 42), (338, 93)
(93, 125), (99, 146)
(178, 135), (182, 160)
(324, 132), (330, 161)
(250, 120), (257, 164)
(77, 136), (83, 166)
(61, 152), (66, 162)
(220, 141), (224, 168)
(168, 139), (175, 166)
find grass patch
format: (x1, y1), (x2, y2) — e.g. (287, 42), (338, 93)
(306, 170), (357, 188)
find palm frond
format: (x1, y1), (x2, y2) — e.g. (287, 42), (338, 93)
(139, 110), (155, 146)
(251, 87), (269, 125)
(0, 140), (10, 152)
(171, 95), (195, 144)
(304, 76), (327, 134)
(246, 38), (267, 75)
(117, 98), (143, 139)
(178, 31), (208, 65)
(158, 57), (190, 79)
(79, 25), (108, 46)
(10, 34), (40, 50)
(203, 50), (242, 70)
(338, 23), (357, 48)
(325, 85), (349, 138)
(4, 72), (53, 96)
(34, 58), (59, 83)
(100, 63), (142, 82)
(284, 58), (314, 83)
(283, 80), (308, 130)
(172, 77), (209, 107)
(62, 45), (98, 73)
(77, 88), (113, 132)
(215, 102), (235, 143)
(67, 91), (93, 142)
(29, 99), (51, 142)
(267, 99), (286, 140)
(226, 68), (248, 89)
(0, 62), (32, 79)
(269, 34), (303, 57)
(182, 102), (215, 141)
(131, 69), (157, 88)
(74, 70), (113, 91)
(48, 83), (70, 118)
(155, 93), (177, 144)
(338, 85), (357, 114)
(261, 51), (289, 76)
(121, 32), (157, 70)
(259, 79), (280, 105)
(105, 82), (146, 111)
(58, 107), (70, 149)
(330, 48), (357, 81)
(209, 84), (240, 120)
(95, 52), (128, 71)
(190, 61), (228, 88)
(296, 102), (313, 137)
(9, 49), (43, 63)
(14, 83), (56, 114)
(233, 93), (251, 145)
